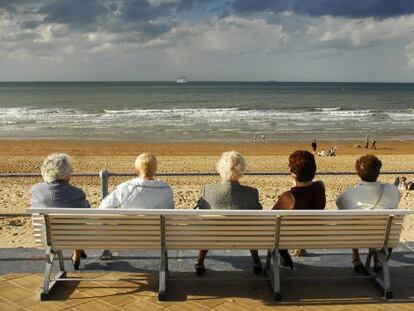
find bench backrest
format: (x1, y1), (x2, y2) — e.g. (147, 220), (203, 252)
(29, 209), (410, 251)
(32, 213), (161, 250)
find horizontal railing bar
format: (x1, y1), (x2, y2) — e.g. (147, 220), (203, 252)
(1, 171), (413, 177)
(0, 213), (32, 217)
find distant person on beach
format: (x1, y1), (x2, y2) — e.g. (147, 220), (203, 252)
(395, 176), (414, 191)
(253, 134), (257, 142)
(195, 151), (263, 275)
(261, 134), (266, 142)
(311, 140), (317, 154)
(272, 150), (326, 268)
(336, 155), (400, 272)
(31, 153), (90, 270)
(371, 139), (377, 149)
(365, 136), (369, 149)
(99, 153), (174, 259)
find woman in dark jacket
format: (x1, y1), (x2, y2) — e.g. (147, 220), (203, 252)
(31, 153), (90, 270)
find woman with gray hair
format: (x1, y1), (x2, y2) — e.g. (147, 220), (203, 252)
(31, 153), (90, 269)
(195, 151), (262, 275)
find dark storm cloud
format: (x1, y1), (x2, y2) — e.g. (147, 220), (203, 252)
(233, 0), (414, 19)
(21, 20), (42, 29)
(121, 0), (170, 22)
(39, 0), (109, 25)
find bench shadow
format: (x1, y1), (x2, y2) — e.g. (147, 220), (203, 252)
(44, 252), (414, 306)
(164, 265), (414, 306)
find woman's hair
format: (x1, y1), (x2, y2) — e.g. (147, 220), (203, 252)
(355, 154), (382, 182)
(135, 153), (158, 177)
(216, 151), (246, 181)
(288, 150), (317, 182)
(41, 153), (73, 183)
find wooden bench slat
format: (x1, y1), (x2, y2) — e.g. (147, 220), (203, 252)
(49, 219), (160, 224)
(52, 224), (160, 232)
(280, 229), (402, 235)
(281, 224), (402, 231)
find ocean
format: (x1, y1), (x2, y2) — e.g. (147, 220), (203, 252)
(0, 82), (413, 142)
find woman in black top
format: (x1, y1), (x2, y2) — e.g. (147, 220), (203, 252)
(272, 150), (326, 268)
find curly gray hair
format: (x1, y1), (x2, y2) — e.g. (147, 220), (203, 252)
(216, 151), (247, 181)
(41, 153), (73, 183)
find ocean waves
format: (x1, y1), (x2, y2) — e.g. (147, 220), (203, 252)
(0, 106), (413, 140)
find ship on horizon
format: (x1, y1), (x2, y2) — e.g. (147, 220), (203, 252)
(176, 76), (188, 83)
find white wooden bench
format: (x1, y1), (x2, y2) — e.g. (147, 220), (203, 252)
(28, 208), (412, 301)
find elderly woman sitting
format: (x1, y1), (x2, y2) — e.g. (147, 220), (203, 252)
(98, 153), (174, 260)
(336, 154), (400, 272)
(272, 150), (326, 269)
(195, 151), (263, 275)
(99, 153), (174, 209)
(31, 153), (90, 270)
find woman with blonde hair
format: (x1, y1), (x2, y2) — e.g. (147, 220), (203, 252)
(99, 153), (174, 210)
(195, 151), (262, 275)
(31, 153), (90, 270)
(98, 153), (174, 260)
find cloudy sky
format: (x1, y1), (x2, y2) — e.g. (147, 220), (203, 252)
(1, 0), (414, 82)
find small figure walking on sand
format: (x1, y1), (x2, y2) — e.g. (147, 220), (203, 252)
(253, 134), (257, 142)
(261, 134), (266, 143)
(365, 136), (369, 149)
(311, 139), (317, 155)
(371, 138), (377, 150)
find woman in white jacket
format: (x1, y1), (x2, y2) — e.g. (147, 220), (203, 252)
(99, 153), (174, 210)
(98, 153), (174, 260)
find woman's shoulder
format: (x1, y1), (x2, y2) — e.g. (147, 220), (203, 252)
(237, 183), (259, 193)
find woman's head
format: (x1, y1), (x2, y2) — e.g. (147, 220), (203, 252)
(41, 153), (73, 183)
(216, 151), (246, 182)
(355, 154), (382, 182)
(288, 150), (317, 182)
(135, 153), (157, 178)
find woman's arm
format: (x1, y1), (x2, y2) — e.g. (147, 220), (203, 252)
(271, 191), (295, 210)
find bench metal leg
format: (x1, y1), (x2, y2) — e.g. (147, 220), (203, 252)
(264, 250), (281, 301)
(41, 247), (67, 301)
(158, 249), (168, 301)
(363, 248), (393, 299)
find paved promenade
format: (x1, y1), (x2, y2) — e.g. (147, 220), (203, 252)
(0, 245), (413, 310)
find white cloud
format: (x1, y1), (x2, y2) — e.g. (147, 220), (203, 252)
(164, 16), (287, 65)
(34, 25), (52, 43)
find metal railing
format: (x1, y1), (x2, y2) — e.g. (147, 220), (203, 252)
(0, 169), (413, 218)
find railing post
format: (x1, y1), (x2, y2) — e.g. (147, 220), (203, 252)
(99, 169), (109, 199)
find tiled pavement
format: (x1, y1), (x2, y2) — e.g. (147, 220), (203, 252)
(0, 246), (414, 310)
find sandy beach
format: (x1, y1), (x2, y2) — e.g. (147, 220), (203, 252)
(0, 139), (413, 248)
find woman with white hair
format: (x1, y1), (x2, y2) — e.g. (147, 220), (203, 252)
(195, 151), (263, 275)
(31, 153), (90, 270)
